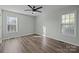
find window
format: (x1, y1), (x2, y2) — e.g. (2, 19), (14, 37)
(61, 13), (76, 36)
(7, 16), (18, 33)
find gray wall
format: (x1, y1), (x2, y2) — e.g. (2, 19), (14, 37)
(2, 10), (36, 39)
(36, 6), (79, 46)
(1, 6), (79, 46)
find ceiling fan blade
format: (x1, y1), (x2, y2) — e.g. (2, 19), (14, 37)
(24, 9), (32, 11)
(33, 6), (35, 9)
(36, 6), (42, 10)
(36, 10), (42, 13)
(28, 5), (33, 9)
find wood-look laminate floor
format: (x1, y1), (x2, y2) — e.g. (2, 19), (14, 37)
(0, 34), (79, 53)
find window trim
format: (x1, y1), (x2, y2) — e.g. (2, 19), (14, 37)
(6, 16), (18, 33)
(61, 12), (77, 37)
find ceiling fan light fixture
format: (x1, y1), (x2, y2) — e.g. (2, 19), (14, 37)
(32, 11), (38, 14)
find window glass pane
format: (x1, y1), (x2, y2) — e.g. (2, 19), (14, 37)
(69, 13), (75, 24)
(65, 14), (70, 24)
(8, 25), (16, 32)
(65, 19), (70, 24)
(62, 14), (70, 24)
(65, 14), (69, 19)
(7, 16), (16, 25)
(70, 13), (75, 19)
(62, 24), (75, 36)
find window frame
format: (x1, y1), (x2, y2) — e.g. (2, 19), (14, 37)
(61, 12), (77, 37)
(6, 16), (18, 33)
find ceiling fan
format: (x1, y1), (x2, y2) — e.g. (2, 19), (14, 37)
(24, 5), (43, 14)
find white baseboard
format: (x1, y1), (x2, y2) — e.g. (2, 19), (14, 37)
(2, 33), (34, 40)
(36, 33), (79, 47)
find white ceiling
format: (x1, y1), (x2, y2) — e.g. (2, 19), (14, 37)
(0, 5), (69, 16)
